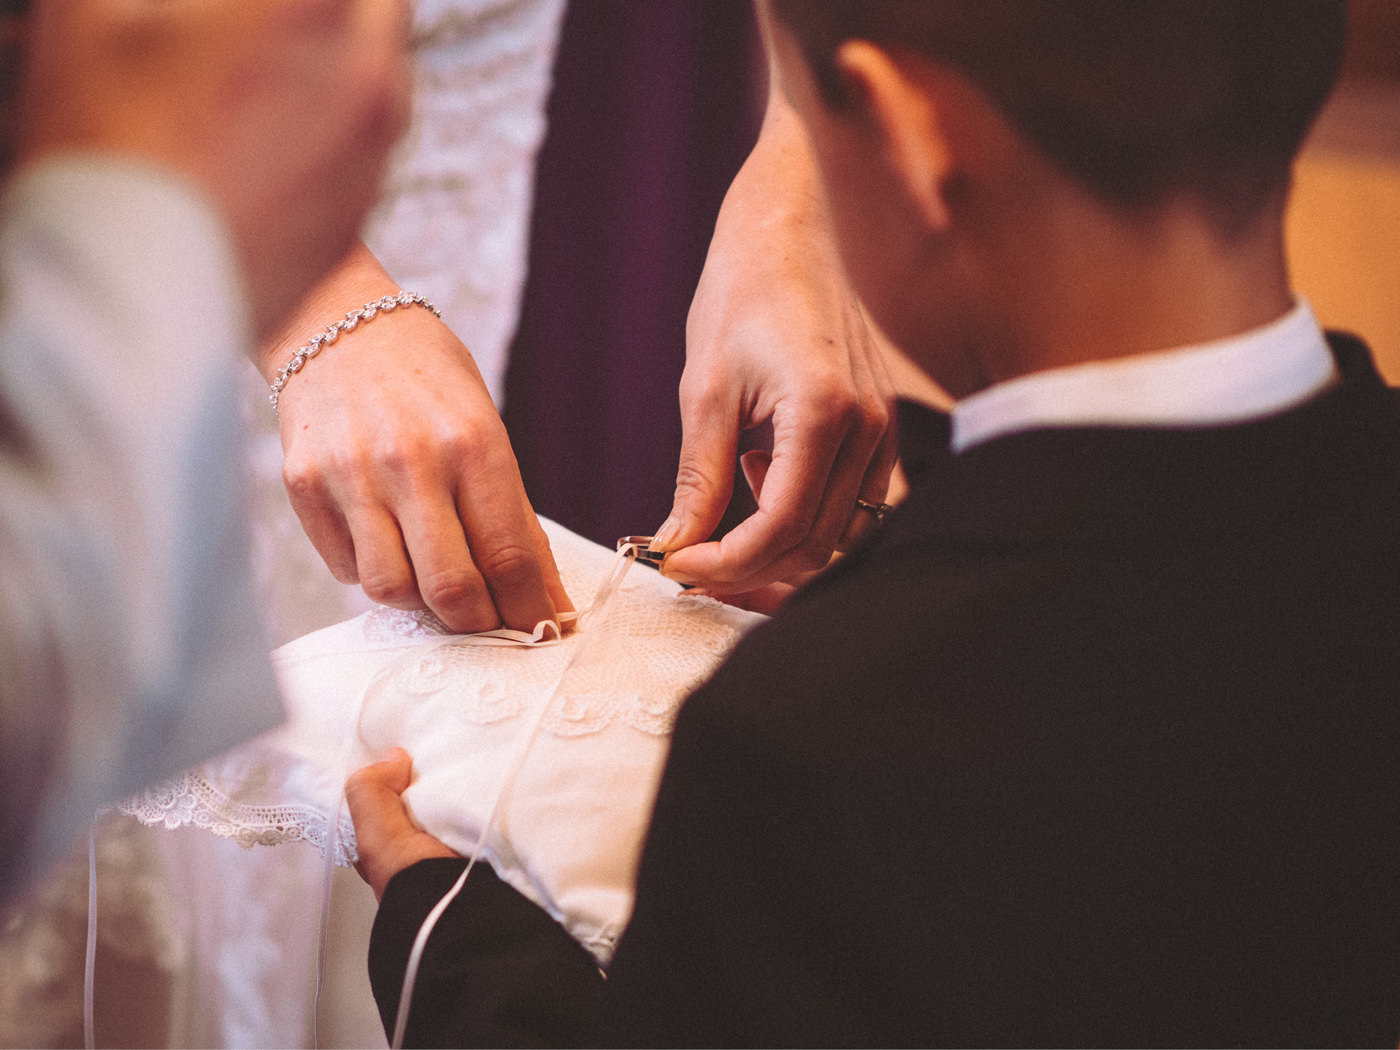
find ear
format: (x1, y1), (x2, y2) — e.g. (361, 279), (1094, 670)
(832, 40), (957, 234)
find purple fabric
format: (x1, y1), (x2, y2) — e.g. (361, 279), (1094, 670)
(502, 1), (762, 548)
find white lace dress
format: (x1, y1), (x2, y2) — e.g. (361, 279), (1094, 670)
(0, 3), (570, 1046)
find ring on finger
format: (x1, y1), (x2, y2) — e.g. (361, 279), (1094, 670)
(855, 498), (892, 522)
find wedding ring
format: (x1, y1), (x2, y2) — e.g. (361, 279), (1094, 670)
(855, 499), (892, 522)
(617, 536), (666, 569)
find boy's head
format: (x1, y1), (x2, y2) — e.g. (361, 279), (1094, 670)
(771, 1), (1344, 224)
(765, 1), (1346, 395)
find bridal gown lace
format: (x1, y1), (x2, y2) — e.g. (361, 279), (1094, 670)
(0, 3), (576, 1046)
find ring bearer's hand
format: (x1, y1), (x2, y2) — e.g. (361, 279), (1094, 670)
(346, 747), (458, 901)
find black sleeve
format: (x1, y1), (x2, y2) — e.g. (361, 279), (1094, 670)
(600, 674), (876, 1048)
(368, 858), (606, 1048)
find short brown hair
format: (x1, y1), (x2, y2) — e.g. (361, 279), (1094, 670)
(770, 0), (1345, 228)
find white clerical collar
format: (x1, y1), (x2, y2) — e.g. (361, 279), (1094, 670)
(950, 300), (1337, 454)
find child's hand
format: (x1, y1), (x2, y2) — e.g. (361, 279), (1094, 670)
(345, 747), (459, 900)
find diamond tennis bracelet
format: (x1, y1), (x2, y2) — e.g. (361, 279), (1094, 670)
(268, 291), (440, 415)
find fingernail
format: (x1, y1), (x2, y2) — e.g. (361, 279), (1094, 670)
(650, 517), (681, 551)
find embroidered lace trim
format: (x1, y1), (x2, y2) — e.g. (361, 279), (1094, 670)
(363, 590), (739, 739)
(119, 770), (357, 864)
(363, 605), (454, 641)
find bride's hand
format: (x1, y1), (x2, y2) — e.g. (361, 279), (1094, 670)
(652, 57), (897, 595)
(259, 243), (572, 635)
(346, 748), (458, 901)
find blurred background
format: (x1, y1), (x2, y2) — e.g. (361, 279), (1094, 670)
(1284, 0), (1400, 381)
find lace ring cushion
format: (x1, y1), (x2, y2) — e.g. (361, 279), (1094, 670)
(126, 518), (765, 967)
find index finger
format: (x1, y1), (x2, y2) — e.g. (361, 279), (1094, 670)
(662, 403), (847, 587)
(451, 453), (572, 633)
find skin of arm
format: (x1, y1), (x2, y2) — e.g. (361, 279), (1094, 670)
(19, 0), (412, 339)
(254, 241), (572, 635)
(17, 0), (408, 337)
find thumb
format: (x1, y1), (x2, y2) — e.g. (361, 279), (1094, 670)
(353, 745), (414, 792)
(345, 747), (457, 900)
(345, 747), (415, 835)
(653, 403), (741, 553)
